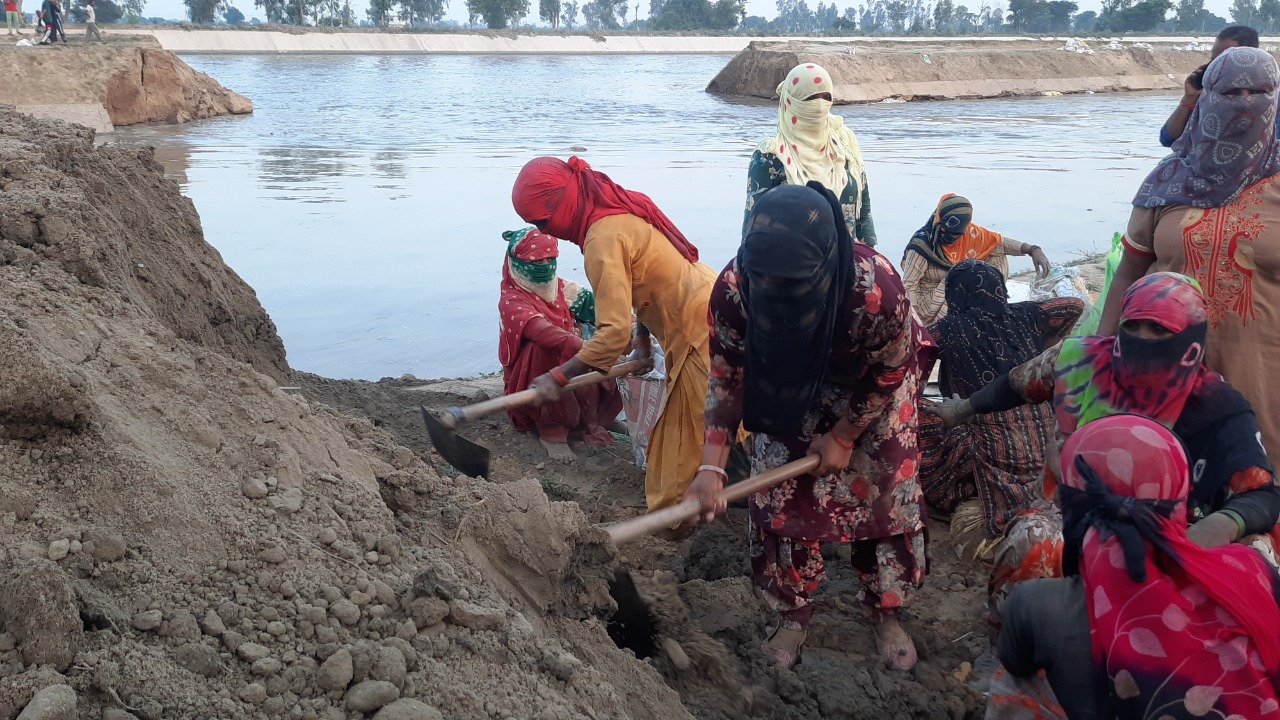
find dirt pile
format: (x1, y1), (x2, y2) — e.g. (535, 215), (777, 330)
(707, 40), (1274, 103)
(0, 107), (692, 719)
(0, 38), (251, 127)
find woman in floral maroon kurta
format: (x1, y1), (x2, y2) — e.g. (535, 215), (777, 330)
(685, 182), (930, 671)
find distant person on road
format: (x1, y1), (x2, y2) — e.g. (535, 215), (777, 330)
(495, 225), (622, 464)
(745, 62), (878, 246)
(512, 155), (717, 514)
(1103, 46), (1280, 460)
(5, 0), (23, 34)
(39, 0), (63, 43)
(1160, 25), (1260, 147)
(900, 193), (1051, 325)
(84, 0), (103, 42)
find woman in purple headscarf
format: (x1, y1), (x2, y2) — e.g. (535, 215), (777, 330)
(1099, 46), (1280, 461)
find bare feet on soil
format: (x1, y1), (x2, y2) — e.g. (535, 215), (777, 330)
(874, 612), (919, 671)
(540, 438), (577, 463)
(762, 626), (807, 669)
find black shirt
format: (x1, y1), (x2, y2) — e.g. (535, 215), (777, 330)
(997, 576), (1099, 720)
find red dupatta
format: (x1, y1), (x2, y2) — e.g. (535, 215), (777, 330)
(510, 156), (699, 261)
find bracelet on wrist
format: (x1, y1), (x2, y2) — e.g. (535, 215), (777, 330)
(549, 367), (569, 387)
(1180, 101), (1197, 110)
(697, 464), (728, 481)
(831, 433), (855, 450)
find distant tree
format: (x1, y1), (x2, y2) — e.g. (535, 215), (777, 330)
(184, 0), (223, 22)
(365, 0), (394, 22)
(1102, 0), (1170, 29)
(539, 0), (561, 24)
(1072, 6), (1095, 27)
(255, 0), (291, 22)
(1260, 0), (1280, 29)
(1045, 0), (1074, 27)
(72, 0), (123, 20)
(1173, 0), (1201, 27)
(581, 0), (625, 26)
(466, 0), (528, 25)
(650, 0), (740, 27)
(932, 0), (954, 28)
(561, 0), (578, 22)
(400, 0), (446, 23)
(742, 12), (767, 24)
(222, 3), (245, 20)
(1228, 0), (1256, 22)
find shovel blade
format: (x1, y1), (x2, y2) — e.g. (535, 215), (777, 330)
(421, 406), (491, 479)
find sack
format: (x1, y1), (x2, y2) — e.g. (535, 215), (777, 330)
(619, 376), (664, 470)
(1072, 232), (1124, 337)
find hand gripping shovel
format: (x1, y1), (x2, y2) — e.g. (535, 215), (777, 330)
(421, 358), (649, 478)
(602, 454), (821, 658)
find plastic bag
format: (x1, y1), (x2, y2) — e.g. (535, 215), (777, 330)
(1072, 232), (1124, 336)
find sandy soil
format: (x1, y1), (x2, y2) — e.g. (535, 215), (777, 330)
(0, 103), (995, 720)
(707, 40), (1271, 103)
(0, 38), (251, 126)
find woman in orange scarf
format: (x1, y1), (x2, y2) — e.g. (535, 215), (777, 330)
(901, 194), (1051, 325)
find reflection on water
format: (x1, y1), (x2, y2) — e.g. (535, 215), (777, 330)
(112, 54), (1175, 380)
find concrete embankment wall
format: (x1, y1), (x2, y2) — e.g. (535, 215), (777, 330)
(707, 40), (1280, 103)
(121, 28), (1249, 55)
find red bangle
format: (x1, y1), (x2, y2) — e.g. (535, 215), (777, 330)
(832, 433), (854, 450)
(549, 367), (569, 387)
(1180, 101), (1197, 110)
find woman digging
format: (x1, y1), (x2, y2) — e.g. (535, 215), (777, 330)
(685, 182), (932, 671)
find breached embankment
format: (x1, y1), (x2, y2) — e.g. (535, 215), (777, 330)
(0, 37), (251, 133)
(0, 104), (996, 720)
(0, 106), (698, 720)
(707, 39), (1268, 102)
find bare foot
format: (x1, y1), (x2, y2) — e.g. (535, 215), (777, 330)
(874, 613), (918, 671)
(762, 626), (807, 669)
(539, 439), (576, 464)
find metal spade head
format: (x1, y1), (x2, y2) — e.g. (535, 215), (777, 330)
(421, 406), (491, 479)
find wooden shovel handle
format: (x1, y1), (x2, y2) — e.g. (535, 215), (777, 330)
(446, 358), (650, 427)
(606, 455), (821, 545)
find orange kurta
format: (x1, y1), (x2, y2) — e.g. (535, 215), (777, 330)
(576, 214), (717, 511)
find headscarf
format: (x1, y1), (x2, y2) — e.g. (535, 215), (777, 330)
(1058, 415), (1280, 720)
(738, 182), (855, 436)
(755, 63), (868, 216)
(510, 156), (699, 261)
(1054, 272), (1212, 436)
(1134, 46), (1280, 209)
(497, 227), (577, 374)
(932, 259), (1048, 398)
(903, 193), (1000, 270)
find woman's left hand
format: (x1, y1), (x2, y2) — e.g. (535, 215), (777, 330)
(808, 431), (855, 476)
(1030, 246), (1051, 279)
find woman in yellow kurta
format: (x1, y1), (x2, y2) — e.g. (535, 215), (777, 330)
(512, 156), (717, 512)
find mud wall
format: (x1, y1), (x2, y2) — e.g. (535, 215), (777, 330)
(0, 41), (252, 129)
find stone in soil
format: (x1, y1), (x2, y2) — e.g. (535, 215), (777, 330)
(344, 680), (399, 713)
(0, 560), (81, 670)
(317, 648), (354, 693)
(372, 699), (444, 720)
(15, 685), (76, 720)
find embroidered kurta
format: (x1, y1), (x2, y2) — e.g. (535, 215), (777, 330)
(705, 242), (926, 543)
(1124, 174), (1280, 459)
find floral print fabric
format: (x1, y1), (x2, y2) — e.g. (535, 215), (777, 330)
(706, 242), (929, 617)
(744, 150), (877, 245)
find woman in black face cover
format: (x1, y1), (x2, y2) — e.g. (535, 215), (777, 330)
(686, 182), (934, 671)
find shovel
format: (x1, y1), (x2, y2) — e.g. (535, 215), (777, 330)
(422, 358), (649, 478)
(603, 454), (821, 658)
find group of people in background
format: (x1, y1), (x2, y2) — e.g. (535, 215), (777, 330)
(493, 27), (1280, 719)
(5, 0), (106, 43)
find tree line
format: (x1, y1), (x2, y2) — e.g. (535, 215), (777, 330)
(169, 0), (1269, 38)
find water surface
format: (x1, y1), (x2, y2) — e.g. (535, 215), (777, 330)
(113, 54), (1174, 380)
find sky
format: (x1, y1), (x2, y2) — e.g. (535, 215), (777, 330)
(140, 0), (1236, 34)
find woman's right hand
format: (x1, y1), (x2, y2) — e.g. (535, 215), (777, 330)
(683, 470), (727, 524)
(929, 394), (973, 429)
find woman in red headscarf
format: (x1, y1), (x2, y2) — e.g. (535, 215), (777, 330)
(498, 226), (623, 463)
(512, 156), (717, 512)
(987, 414), (1280, 720)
